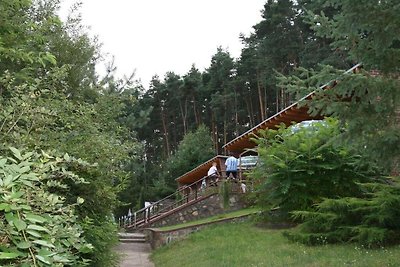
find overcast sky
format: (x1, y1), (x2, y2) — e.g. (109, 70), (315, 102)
(60, 0), (266, 88)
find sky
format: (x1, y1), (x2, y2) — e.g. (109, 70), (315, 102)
(59, 0), (266, 88)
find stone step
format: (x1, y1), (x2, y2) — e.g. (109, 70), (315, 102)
(118, 233), (146, 238)
(119, 237), (146, 243)
(118, 233), (147, 243)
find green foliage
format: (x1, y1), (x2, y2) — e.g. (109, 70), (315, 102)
(80, 216), (119, 267)
(278, 0), (400, 170)
(250, 119), (378, 218)
(0, 148), (93, 266)
(219, 180), (231, 209)
(307, 0), (400, 73)
(0, 1), (142, 266)
(286, 179), (400, 247)
(161, 125), (215, 191)
(276, 0), (400, 247)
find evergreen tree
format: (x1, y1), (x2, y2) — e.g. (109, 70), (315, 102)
(278, 0), (400, 247)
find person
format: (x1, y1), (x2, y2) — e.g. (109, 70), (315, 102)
(207, 162), (219, 185)
(201, 178), (207, 191)
(225, 154), (238, 180)
(240, 182), (247, 193)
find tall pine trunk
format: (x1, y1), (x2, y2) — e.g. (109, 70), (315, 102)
(179, 99), (188, 135)
(160, 107), (170, 157)
(192, 95), (200, 126)
(257, 75), (265, 121)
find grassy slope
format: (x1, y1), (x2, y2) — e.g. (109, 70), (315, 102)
(158, 207), (260, 231)
(151, 222), (400, 267)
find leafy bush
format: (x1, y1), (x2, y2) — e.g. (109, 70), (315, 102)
(0, 148), (93, 266)
(286, 178), (400, 247)
(250, 118), (379, 219)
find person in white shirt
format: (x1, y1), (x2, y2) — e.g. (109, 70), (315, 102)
(207, 162), (219, 185)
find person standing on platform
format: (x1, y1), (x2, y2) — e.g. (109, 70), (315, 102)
(225, 154), (238, 180)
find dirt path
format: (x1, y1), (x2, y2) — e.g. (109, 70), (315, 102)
(116, 242), (154, 267)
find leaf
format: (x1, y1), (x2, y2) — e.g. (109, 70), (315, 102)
(61, 239), (70, 247)
(0, 158), (7, 168)
(25, 213), (47, 224)
(22, 152), (33, 160)
(16, 241), (31, 249)
(37, 248), (56, 257)
(41, 150), (54, 159)
(78, 243), (94, 253)
(14, 219), (27, 231)
(0, 252), (20, 259)
(5, 212), (14, 223)
(32, 240), (55, 248)
(26, 229), (42, 238)
(27, 224), (50, 233)
(63, 153), (70, 161)
(53, 255), (71, 263)
(36, 254), (52, 264)
(11, 191), (24, 199)
(20, 205), (32, 211)
(0, 203), (11, 211)
(21, 180), (33, 187)
(43, 52), (57, 66)
(3, 175), (13, 187)
(10, 147), (23, 160)
(18, 166), (30, 173)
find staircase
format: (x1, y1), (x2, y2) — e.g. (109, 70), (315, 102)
(118, 232), (146, 243)
(118, 175), (218, 230)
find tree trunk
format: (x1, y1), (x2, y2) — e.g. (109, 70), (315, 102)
(211, 112), (218, 154)
(234, 89), (239, 136)
(179, 100), (187, 135)
(249, 92), (255, 127)
(276, 88), (279, 113)
(257, 77), (265, 121)
(160, 107), (170, 157)
(391, 108), (400, 175)
(192, 95), (200, 126)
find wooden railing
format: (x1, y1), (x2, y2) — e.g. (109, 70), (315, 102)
(118, 170), (252, 229)
(119, 175), (216, 229)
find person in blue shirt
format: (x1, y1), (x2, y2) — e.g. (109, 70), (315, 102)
(225, 154), (238, 179)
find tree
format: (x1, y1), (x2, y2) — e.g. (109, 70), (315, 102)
(0, 1), (144, 266)
(283, 0), (400, 171)
(277, 0), (400, 247)
(205, 47), (236, 151)
(161, 125), (215, 192)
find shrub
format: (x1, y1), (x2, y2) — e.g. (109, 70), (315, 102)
(250, 118), (379, 220)
(285, 179), (400, 247)
(0, 148), (93, 266)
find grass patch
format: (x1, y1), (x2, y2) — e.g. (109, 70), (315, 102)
(151, 222), (400, 267)
(157, 207), (260, 231)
